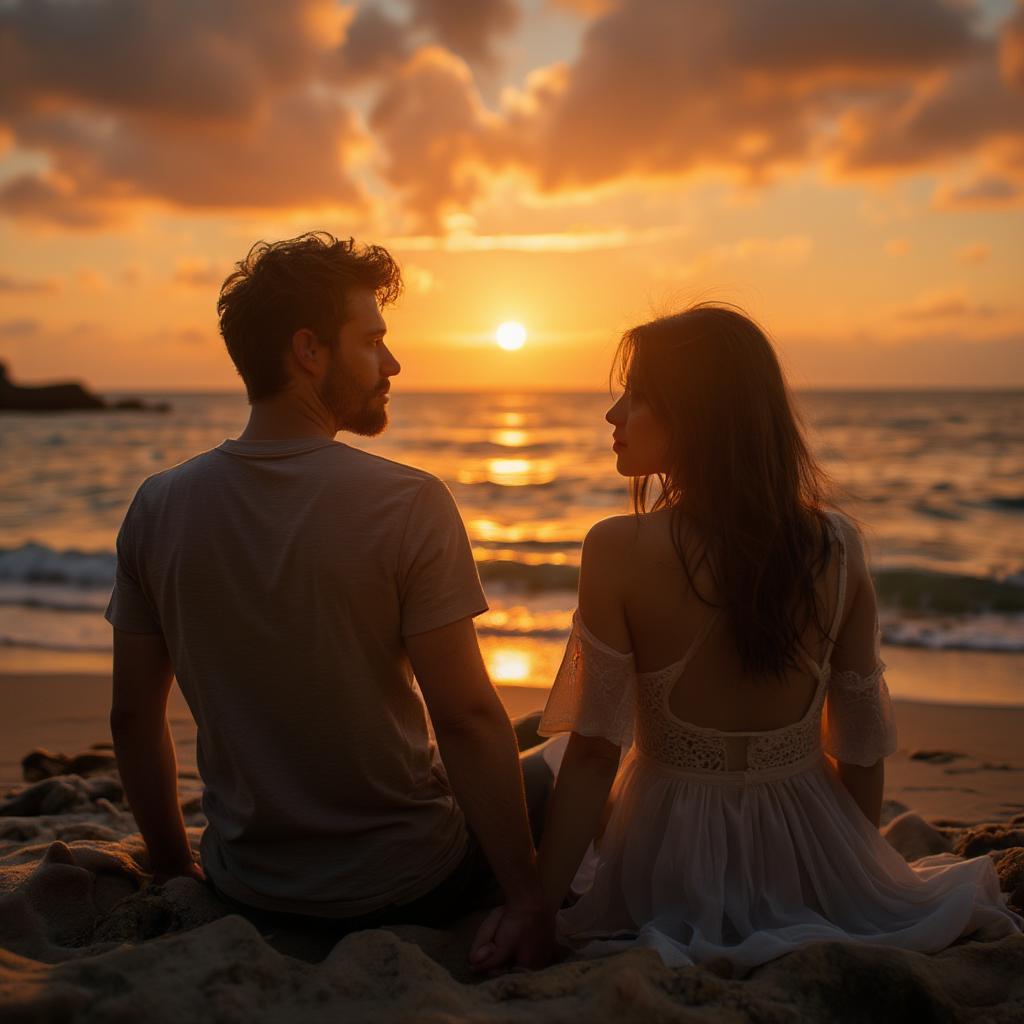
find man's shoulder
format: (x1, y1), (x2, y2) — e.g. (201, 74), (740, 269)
(338, 445), (441, 488)
(134, 449), (219, 501)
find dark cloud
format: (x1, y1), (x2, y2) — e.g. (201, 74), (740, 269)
(328, 5), (412, 83)
(0, 0), (325, 121)
(0, 0), (368, 226)
(1000, 2), (1024, 91)
(832, 47), (1024, 175)
(934, 173), (1024, 209)
(517, 0), (988, 190)
(408, 0), (520, 66)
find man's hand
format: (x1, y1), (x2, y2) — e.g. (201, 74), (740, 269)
(468, 902), (558, 972)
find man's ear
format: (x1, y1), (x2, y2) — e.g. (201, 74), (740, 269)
(290, 328), (321, 376)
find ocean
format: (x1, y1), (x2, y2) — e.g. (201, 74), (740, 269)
(2, 390), (1022, 702)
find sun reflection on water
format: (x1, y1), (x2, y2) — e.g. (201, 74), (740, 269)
(490, 429), (531, 448)
(487, 646), (533, 683)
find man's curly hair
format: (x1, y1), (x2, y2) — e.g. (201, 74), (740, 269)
(217, 232), (403, 402)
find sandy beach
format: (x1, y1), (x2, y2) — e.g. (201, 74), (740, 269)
(2, 664), (1023, 1021)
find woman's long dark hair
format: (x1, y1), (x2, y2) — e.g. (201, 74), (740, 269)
(615, 303), (836, 677)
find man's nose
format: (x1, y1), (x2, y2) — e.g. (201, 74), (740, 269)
(382, 344), (401, 377)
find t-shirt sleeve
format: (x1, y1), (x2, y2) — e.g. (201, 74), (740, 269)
(397, 476), (488, 637)
(104, 490), (162, 634)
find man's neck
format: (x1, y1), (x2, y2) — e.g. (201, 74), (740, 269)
(238, 394), (337, 442)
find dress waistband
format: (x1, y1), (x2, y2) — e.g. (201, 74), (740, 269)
(632, 745), (826, 785)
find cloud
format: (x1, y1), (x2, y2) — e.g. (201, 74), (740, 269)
(75, 268), (108, 292)
(894, 288), (999, 321)
(0, 318), (40, 337)
(408, 0), (520, 66)
(0, 272), (61, 293)
(173, 259), (228, 289)
(885, 237), (911, 256)
(956, 242), (990, 265)
(509, 0), (981, 193)
(387, 223), (689, 252)
(328, 5), (412, 83)
(372, 0), (1024, 226)
(401, 264), (437, 294)
(999, 1), (1024, 91)
(933, 172), (1024, 208)
(666, 235), (813, 279)
(370, 47), (515, 231)
(4, 0), (1024, 234)
(0, 0), (368, 226)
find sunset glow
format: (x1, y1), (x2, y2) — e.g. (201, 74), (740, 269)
(0, 1), (1020, 390)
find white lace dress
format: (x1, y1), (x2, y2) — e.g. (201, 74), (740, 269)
(537, 518), (1022, 969)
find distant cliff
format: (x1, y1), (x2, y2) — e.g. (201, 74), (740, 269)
(0, 363), (170, 413)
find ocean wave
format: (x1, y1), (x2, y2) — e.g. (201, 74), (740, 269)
(5, 542), (1023, 616)
(0, 542), (115, 588)
(873, 568), (1024, 615)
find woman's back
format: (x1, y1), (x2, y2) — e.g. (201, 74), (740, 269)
(583, 506), (866, 736)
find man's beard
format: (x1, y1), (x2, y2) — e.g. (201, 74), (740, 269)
(322, 363), (388, 437)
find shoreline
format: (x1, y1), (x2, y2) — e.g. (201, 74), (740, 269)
(3, 669), (1023, 825)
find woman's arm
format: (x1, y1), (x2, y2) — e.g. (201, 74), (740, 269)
(828, 516), (893, 829)
(834, 758), (885, 827)
(537, 517), (633, 909)
(538, 733), (620, 910)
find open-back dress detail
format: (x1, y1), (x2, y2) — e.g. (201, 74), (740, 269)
(537, 512), (1021, 968)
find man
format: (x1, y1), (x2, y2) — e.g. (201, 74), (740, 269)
(105, 232), (552, 969)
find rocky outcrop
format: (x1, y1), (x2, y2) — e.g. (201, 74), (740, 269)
(0, 362), (169, 413)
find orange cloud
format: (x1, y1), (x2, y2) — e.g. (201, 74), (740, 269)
(0, 272), (61, 293)
(957, 242), (991, 265)
(370, 47), (516, 232)
(894, 288), (999, 322)
(173, 259), (228, 289)
(0, 0), (369, 227)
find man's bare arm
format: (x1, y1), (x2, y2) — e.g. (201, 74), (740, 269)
(405, 617), (552, 968)
(110, 628), (201, 881)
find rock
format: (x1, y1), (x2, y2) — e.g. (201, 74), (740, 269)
(908, 750), (966, 764)
(0, 775), (124, 817)
(954, 825), (1024, 859)
(23, 747), (119, 782)
(0, 362), (170, 414)
(992, 847), (1024, 912)
(883, 812), (954, 862)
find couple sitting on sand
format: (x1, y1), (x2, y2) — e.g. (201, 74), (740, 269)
(105, 232), (1021, 971)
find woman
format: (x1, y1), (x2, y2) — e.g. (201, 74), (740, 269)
(529, 304), (1021, 968)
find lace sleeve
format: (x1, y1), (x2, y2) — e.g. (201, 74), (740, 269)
(823, 620), (897, 767)
(538, 610), (636, 748)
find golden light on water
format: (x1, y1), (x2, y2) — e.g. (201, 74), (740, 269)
(490, 428), (531, 447)
(486, 458), (556, 486)
(488, 646), (533, 683)
(495, 321), (527, 351)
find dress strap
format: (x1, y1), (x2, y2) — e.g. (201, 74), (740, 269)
(674, 608), (720, 677)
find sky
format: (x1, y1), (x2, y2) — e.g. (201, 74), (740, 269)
(1, 0), (1022, 391)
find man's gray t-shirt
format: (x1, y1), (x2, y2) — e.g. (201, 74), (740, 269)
(105, 437), (488, 917)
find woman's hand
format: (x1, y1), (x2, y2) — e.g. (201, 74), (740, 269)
(468, 901), (558, 972)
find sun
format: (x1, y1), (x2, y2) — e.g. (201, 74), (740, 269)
(495, 321), (527, 351)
